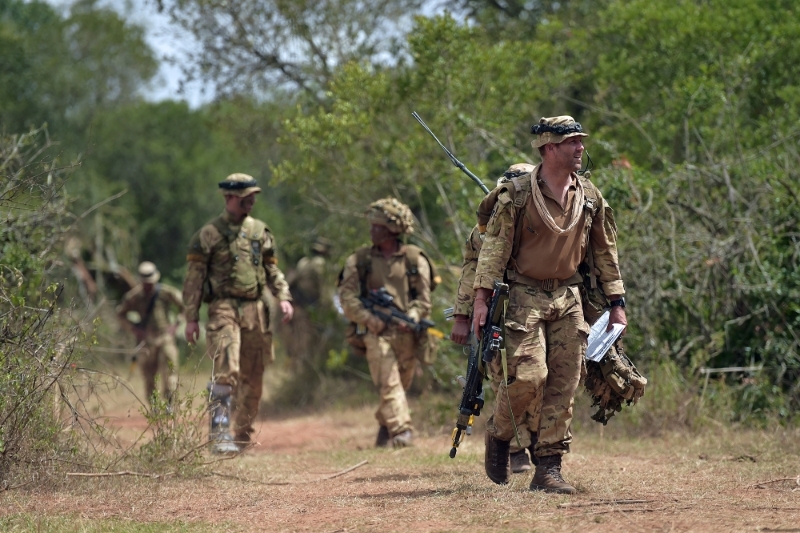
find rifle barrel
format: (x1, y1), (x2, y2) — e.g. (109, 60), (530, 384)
(412, 112), (491, 195)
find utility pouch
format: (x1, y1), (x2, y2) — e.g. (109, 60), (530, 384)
(414, 330), (438, 366)
(345, 322), (367, 357)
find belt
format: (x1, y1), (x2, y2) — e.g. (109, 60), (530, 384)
(506, 270), (583, 291)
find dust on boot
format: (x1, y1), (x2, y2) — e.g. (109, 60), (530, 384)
(510, 450), (532, 473)
(529, 454), (576, 494)
(391, 429), (413, 448)
(207, 382), (239, 454)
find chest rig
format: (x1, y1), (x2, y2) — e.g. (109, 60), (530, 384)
(207, 216), (268, 300)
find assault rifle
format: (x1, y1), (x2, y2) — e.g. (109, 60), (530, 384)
(359, 288), (443, 337)
(449, 280), (509, 458)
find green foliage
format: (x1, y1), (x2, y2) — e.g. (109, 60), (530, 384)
(4, 0), (800, 426)
(0, 129), (87, 486)
(0, 0), (156, 138)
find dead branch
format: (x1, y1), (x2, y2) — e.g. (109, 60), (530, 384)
(209, 459), (368, 486)
(66, 470), (174, 479)
(748, 476), (800, 489)
(558, 499), (652, 509)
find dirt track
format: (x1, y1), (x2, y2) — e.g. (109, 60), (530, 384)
(4, 399), (800, 533)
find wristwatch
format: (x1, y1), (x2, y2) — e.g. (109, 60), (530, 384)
(609, 297), (626, 308)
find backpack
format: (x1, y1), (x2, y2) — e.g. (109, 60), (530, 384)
(339, 244), (439, 359)
(476, 167), (603, 290)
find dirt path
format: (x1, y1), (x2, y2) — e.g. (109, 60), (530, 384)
(4, 399), (800, 533)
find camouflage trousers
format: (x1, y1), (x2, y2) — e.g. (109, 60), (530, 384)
(140, 335), (179, 405)
(489, 373), (540, 452)
(487, 283), (588, 457)
(364, 327), (417, 436)
(279, 305), (330, 373)
(205, 298), (273, 441)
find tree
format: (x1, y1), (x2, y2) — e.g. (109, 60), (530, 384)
(0, 0), (157, 139)
(162, 0), (424, 100)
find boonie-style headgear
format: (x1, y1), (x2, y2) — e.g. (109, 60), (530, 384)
(530, 116), (588, 148)
(218, 173), (262, 197)
(138, 261), (160, 283)
(366, 197), (414, 235)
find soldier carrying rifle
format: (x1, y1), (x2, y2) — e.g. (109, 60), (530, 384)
(337, 198), (438, 449)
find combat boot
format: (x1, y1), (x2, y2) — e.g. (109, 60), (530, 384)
(527, 431), (540, 466)
(529, 455), (577, 494)
(484, 432), (511, 485)
(375, 425), (390, 448)
(207, 382), (240, 455)
(391, 429), (413, 448)
(510, 450), (532, 473)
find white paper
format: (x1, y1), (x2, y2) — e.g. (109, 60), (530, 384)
(586, 310), (625, 362)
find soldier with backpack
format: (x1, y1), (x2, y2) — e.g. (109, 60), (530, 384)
(472, 116), (627, 494)
(337, 198), (436, 448)
(451, 165), (541, 475)
(182, 173), (294, 454)
(117, 261), (184, 408)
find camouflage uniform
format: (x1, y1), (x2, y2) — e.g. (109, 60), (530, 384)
(455, 220), (539, 458)
(183, 174), (292, 446)
(475, 117), (625, 490)
(282, 238), (331, 369)
(338, 199), (431, 445)
(117, 262), (183, 405)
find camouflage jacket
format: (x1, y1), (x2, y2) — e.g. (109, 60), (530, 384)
(183, 211), (291, 322)
(454, 225), (483, 317)
(338, 244), (431, 328)
(474, 166), (625, 297)
(116, 283), (183, 342)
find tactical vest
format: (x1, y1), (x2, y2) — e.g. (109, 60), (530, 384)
(476, 168), (602, 289)
(349, 244), (439, 305)
(204, 216), (269, 301)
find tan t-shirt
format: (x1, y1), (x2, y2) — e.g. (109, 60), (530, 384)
(474, 165), (625, 296)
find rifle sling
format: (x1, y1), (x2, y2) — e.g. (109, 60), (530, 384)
(499, 298), (522, 448)
(139, 285), (161, 331)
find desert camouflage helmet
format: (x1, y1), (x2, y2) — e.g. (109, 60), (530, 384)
(311, 236), (333, 255)
(138, 261), (160, 283)
(218, 173), (262, 197)
(530, 116), (588, 149)
(366, 197), (414, 235)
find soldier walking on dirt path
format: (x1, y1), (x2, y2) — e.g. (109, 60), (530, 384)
(337, 198), (434, 449)
(117, 261), (184, 409)
(281, 237), (333, 372)
(182, 173), (294, 454)
(472, 117), (627, 493)
(450, 168), (541, 475)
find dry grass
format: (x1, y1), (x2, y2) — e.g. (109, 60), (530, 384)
(2, 376), (798, 533)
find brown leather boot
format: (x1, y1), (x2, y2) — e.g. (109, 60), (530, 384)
(526, 432), (540, 466)
(375, 426), (390, 448)
(530, 455), (576, 494)
(510, 450), (532, 473)
(484, 432), (511, 485)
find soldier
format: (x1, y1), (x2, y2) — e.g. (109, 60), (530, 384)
(183, 173), (294, 454)
(338, 198), (432, 448)
(472, 117), (627, 493)
(116, 261), (184, 408)
(282, 237), (332, 370)
(450, 164), (540, 475)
